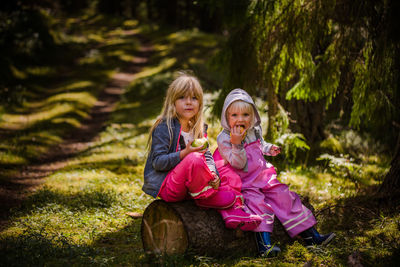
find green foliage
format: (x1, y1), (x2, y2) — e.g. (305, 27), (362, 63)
(267, 103), (290, 142)
(351, 41), (399, 130)
(319, 136), (344, 154)
(213, 0), (400, 149)
(322, 130), (390, 163)
(317, 151), (388, 189)
(0, 7), (56, 106)
(313, 129), (390, 190)
(317, 153), (363, 185)
(275, 132), (310, 165)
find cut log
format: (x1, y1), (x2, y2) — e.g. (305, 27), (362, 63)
(141, 196), (314, 257)
(141, 200), (257, 257)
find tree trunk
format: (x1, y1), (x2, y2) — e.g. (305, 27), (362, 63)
(146, 0), (153, 20)
(266, 81), (279, 142)
(379, 133), (400, 195)
(165, 0), (177, 26)
(141, 198), (315, 256)
(287, 99), (326, 145)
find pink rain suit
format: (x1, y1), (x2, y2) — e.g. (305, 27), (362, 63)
(215, 88), (317, 237)
(214, 141), (316, 237)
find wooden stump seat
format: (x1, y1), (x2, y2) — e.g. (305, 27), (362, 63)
(141, 197), (314, 256)
(141, 200), (256, 257)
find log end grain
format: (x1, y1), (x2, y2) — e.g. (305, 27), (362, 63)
(141, 200), (188, 255)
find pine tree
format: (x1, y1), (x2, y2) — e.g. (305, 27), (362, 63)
(214, 0), (399, 194)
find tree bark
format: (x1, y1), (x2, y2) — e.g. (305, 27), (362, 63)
(379, 132), (400, 195)
(141, 200), (257, 257)
(266, 81), (279, 142)
(288, 99), (326, 145)
(141, 197), (315, 256)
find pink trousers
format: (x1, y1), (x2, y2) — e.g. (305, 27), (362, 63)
(214, 141), (317, 237)
(158, 152), (217, 201)
(158, 152), (253, 226)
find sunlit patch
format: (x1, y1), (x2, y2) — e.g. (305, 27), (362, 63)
(47, 92), (96, 106)
(129, 58), (177, 84)
(78, 52), (104, 65)
(167, 30), (200, 43)
(103, 39), (126, 47)
(66, 34), (89, 44)
(88, 33), (105, 42)
(23, 92), (97, 110)
(51, 117), (81, 128)
(55, 81), (95, 92)
(0, 103), (84, 130)
(153, 44), (168, 51)
(69, 147), (145, 167)
(115, 102), (141, 111)
(278, 169), (360, 208)
(10, 65), (27, 79)
(19, 131), (63, 144)
(123, 20), (138, 27)
(25, 66), (55, 76)
(0, 151), (27, 165)
(108, 50), (136, 62)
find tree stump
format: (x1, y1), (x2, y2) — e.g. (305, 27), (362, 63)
(141, 200), (257, 257)
(141, 196), (314, 257)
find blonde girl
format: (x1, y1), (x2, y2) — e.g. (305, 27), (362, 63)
(143, 72), (262, 231)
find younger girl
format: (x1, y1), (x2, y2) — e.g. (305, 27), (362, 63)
(143, 73), (262, 231)
(214, 89), (335, 257)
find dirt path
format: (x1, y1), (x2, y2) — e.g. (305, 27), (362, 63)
(0, 35), (153, 230)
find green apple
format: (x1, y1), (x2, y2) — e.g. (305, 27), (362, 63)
(191, 137), (209, 149)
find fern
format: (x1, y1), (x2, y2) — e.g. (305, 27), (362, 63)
(275, 132), (310, 164)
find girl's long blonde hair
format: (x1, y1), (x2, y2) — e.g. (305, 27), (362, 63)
(147, 71), (204, 151)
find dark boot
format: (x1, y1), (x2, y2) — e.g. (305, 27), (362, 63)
(299, 227), (335, 247)
(255, 232), (281, 257)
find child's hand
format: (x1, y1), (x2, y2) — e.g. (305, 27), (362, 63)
(269, 145), (281, 156)
(230, 125), (246, 145)
(208, 173), (220, 189)
(179, 139), (207, 159)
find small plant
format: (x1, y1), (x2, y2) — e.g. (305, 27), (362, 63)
(275, 132), (310, 165)
(317, 153), (363, 188)
(320, 136), (344, 154)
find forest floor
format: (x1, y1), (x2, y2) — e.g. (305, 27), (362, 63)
(1, 13), (399, 267)
(0, 34), (153, 231)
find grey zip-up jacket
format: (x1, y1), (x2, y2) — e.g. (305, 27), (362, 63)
(217, 89), (274, 171)
(143, 118), (217, 198)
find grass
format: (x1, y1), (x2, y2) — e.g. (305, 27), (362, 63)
(1, 8), (399, 267)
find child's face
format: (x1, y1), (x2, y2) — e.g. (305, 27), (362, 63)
(175, 93), (199, 123)
(227, 106), (252, 131)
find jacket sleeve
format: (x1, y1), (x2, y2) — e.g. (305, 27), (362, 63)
(257, 126), (274, 156)
(217, 132), (247, 170)
(151, 124), (181, 171)
(202, 124), (218, 175)
(204, 149), (218, 174)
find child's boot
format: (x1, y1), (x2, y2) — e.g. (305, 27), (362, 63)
(195, 190), (236, 209)
(255, 232), (281, 257)
(299, 227), (335, 247)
